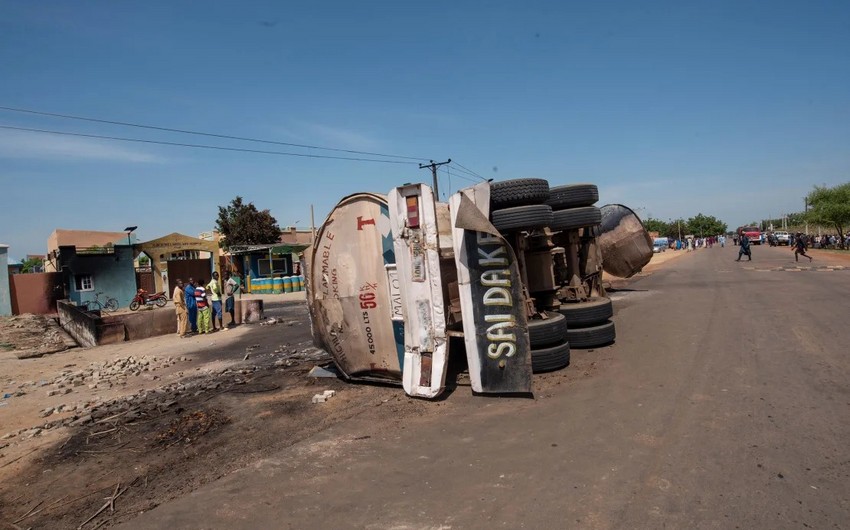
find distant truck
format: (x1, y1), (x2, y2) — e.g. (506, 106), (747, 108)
(739, 226), (762, 245)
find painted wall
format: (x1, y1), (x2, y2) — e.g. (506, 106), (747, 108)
(0, 245), (11, 316)
(9, 272), (63, 315)
(58, 245), (137, 309)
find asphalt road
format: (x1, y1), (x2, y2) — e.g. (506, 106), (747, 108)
(125, 244), (850, 529)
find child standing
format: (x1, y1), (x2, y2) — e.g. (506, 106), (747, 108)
(195, 279), (212, 334)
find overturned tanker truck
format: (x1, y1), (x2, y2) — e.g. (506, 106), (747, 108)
(306, 178), (652, 399)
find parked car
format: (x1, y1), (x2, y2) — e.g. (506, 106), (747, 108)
(652, 237), (668, 253)
(774, 231), (790, 245)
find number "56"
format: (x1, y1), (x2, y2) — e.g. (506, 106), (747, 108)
(359, 292), (376, 309)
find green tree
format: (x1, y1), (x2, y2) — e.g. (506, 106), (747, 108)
(216, 196), (282, 250)
(805, 182), (850, 249)
(685, 213), (728, 238)
(20, 257), (43, 273)
(642, 217), (668, 234)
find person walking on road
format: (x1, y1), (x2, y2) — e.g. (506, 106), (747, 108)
(736, 232), (752, 261)
(184, 277), (197, 333)
(207, 272), (223, 332)
(793, 233), (813, 262)
(173, 279), (188, 338)
(195, 278), (211, 334)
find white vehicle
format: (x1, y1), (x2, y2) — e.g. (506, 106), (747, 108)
(307, 179), (649, 399)
(774, 231), (791, 245)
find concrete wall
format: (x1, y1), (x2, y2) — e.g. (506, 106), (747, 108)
(59, 245), (137, 309)
(58, 300), (175, 346)
(9, 272), (63, 315)
(0, 245), (10, 316)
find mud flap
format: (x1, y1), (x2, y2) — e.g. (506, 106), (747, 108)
(388, 184), (449, 399)
(450, 183), (533, 394)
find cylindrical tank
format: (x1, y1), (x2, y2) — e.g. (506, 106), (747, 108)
(293, 275), (304, 292)
(598, 204), (653, 278)
(282, 276), (293, 293)
(272, 277), (284, 293)
(260, 278), (270, 294)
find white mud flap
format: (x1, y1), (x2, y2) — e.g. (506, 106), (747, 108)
(450, 183), (533, 394)
(388, 184), (449, 399)
(307, 193), (405, 383)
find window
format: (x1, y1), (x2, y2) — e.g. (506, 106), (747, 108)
(75, 274), (94, 292)
(258, 258), (288, 276)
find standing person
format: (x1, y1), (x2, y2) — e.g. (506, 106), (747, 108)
(224, 271), (239, 328)
(184, 277), (197, 334)
(195, 278), (211, 334)
(207, 272), (223, 332)
(173, 279), (188, 338)
(736, 231), (752, 261)
(793, 233), (813, 262)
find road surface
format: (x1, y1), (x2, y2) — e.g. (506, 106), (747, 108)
(124, 244), (850, 529)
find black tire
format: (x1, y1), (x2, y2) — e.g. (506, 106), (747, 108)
(559, 297), (613, 328)
(566, 320), (616, 349)
(531, 341), (571, 373)
(129, 300), (140, 311)
(551, 206), (602, 231)
(528, 312), (567, 348)
(155, 296), (168, 308)
(104, 298), (119, 312)
(546, 184), (599, 209)
(491, 204), (553, 233)
(490, 178), (550, 209)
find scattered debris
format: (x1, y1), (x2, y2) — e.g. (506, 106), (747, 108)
(307, 365), (340, 378)
(155, 409), (230, 447)
(311, 389), (337, 404)
(0, 314), (77, 358)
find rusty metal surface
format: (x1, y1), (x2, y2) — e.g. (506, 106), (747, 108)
(306, 193), (403, 382)
(597, 204), (653, 278)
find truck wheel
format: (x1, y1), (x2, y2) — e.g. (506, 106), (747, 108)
(566, 320), (616, 348)
(551, 206), (602, 231)
(491, 204), (553, 233)
(490, 178), (550, 209)
(546, 184), (598, 209)
(528, 312), (567, 348)
(558, 297), (613, 328)
(531, 341), (571, 373)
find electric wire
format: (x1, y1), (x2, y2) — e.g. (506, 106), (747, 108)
(0, 125), (416, 165)
(0, 105), (429, 162)
(450, 160), (487, 181)
(439, 166), (478, 184)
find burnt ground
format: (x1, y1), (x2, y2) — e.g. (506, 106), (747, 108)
(0, 299), (605, 529)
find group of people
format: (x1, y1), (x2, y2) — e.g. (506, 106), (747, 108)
(171, 271), (241, 338)
(736, 232), (813, 262)
(669, 236), (725, 252)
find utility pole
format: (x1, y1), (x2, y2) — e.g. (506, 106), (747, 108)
(419, 159), (451, 198)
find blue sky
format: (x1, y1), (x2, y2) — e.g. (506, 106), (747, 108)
(1, 0), (848, 256)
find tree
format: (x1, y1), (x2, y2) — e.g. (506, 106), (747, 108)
(685, 213), (727, 238)
(216, 196), (282, 250)
(21, 257), (43, 273)
(642, 218), (668, 235)
(805, 182), (850, 249)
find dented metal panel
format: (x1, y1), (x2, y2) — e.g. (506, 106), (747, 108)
(306, 193), (404, 382)
(450, 183), (533, 394)
(598, 204), (653, 279)
(388, 184), (449, 399)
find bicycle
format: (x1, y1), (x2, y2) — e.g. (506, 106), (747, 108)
(84, 291), (119, 313)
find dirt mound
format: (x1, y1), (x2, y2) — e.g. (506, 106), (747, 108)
(0, 314), (76, 358)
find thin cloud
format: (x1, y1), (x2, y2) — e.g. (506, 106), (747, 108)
(0, 129), (162, 163)
(299, 122), (383, 152)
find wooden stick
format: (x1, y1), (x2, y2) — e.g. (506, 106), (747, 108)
(1, 447), (38, 468)
(12, 500), (44, 524)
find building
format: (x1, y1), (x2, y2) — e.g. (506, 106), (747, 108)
(54, 244), (137, 309)
(0, 244), (11, 316)
(45, 229), (137, 272)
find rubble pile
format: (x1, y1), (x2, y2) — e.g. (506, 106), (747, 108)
(0, 314), (73, 358)
(1, 346), (333, 442)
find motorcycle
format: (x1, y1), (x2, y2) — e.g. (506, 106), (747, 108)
(129, 288), (168, 311)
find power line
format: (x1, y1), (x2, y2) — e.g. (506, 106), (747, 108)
(0, 105), (429, 162)
(450, 160), (487, 181)
(0, 125), (416, 165)
(439, 166), (478, 184)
